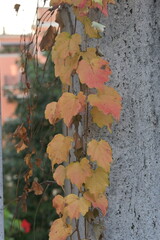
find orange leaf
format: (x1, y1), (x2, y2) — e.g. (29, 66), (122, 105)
(84, 192), (108, 215)
(45, 102), (61, 125)
(87, 139), (112, 172)
(57, 92), (86, 127)
(53, 32), (81, 60)
(52, 195), (65, 215)
(53, 194), (90, 220)
(66, 158), (92, 189)
(47, 134), (73, 167)
(85, 167), (108, 196)
(91, 107), (113, 132)
(53, 165), (66, 187)
(88, 86), (122, 120)
(31, 181), (44, 195)
(64, 194), (91, 219)
(77, 58), (111, 89)
(49, 218), (72, 240)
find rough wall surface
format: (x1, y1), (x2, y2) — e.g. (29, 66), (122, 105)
(90, 0), (160, 239)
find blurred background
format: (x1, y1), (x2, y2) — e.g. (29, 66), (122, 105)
(0, 1), (62, 239)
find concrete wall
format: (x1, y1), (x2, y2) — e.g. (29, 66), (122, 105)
(61, 1), (160, 239)
(96, 1), (160, 239)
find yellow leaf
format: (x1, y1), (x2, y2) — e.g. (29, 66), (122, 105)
(66, 158), (92, 189)
(87, 139), (112, 172)
(64, 194), (91, 219)
(53, 54), (80, 85)
(57, 92), (86, 127)
(81, 47), (97, 61)
(45, 102), (61, 125)
(53, 165), (66, 187)
(49, 218), (72, 240)
(91, 107), (113, 132)
(78, 16), (101, 38)
(52, 195), (65, 215)
(50, 0), (72, 7)
(85, 167), (109, 196)
(53, 32), (81, 60)
(47, 134), (73, 167)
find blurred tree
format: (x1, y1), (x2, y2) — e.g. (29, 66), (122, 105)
(3, 53), (62, 240)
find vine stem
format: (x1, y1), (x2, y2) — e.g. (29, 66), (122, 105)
(76, 219), (81, 240)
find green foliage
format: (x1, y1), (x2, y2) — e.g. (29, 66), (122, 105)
(3, 53), (62, 240)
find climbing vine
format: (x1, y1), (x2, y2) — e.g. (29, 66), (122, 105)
(44, 0), (122, 239)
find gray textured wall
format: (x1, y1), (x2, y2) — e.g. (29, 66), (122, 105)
(91, 0), (160, 239)
(61, 1), (160, 239)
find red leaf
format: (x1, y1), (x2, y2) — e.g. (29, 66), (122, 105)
(88, 86), (122, 120)
(77, 57), (111, 89)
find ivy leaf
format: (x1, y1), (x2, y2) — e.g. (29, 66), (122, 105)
(45, 102), (61, 125)
(91, 107), (113, 131)
(50, 0), (72, 7)
(14, 4), (20, 13)
(31, 181), (44, 195)
(52, 195), (65, 215)
(91, 0), (108, 15)
(53, 32), (81, 60)
(57, 92), (86, 127)
(77, 58), (111, 89)
(66, 158), (92, 189)
(24, 153), (32, 169)
(15, 140), (28, 153)
(53, 194), (90, 220)
(88, 86), (122, 120)
(92, 0), (103, 4)
(85, 167), (109, 196)
(81, 47), (97, 61)
(40, 26), (58, 51)
(87, 139), (112, 172)
(47, 134), (73, 167)
(53, 54), (80, 85)
(53, 165), (66, 187)
(64, 194), (91, 219)
(77, 16), (101, 38)
(84, 192), (108, 215)
(49, 218), (72, 240)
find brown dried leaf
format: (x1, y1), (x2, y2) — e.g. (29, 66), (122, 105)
(40, 26), (58, 51)
(15, 140), (28, 153)
(24, 153), (32, 169)
(14, 4), (20, 13)
(31, 181), (44, 195)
